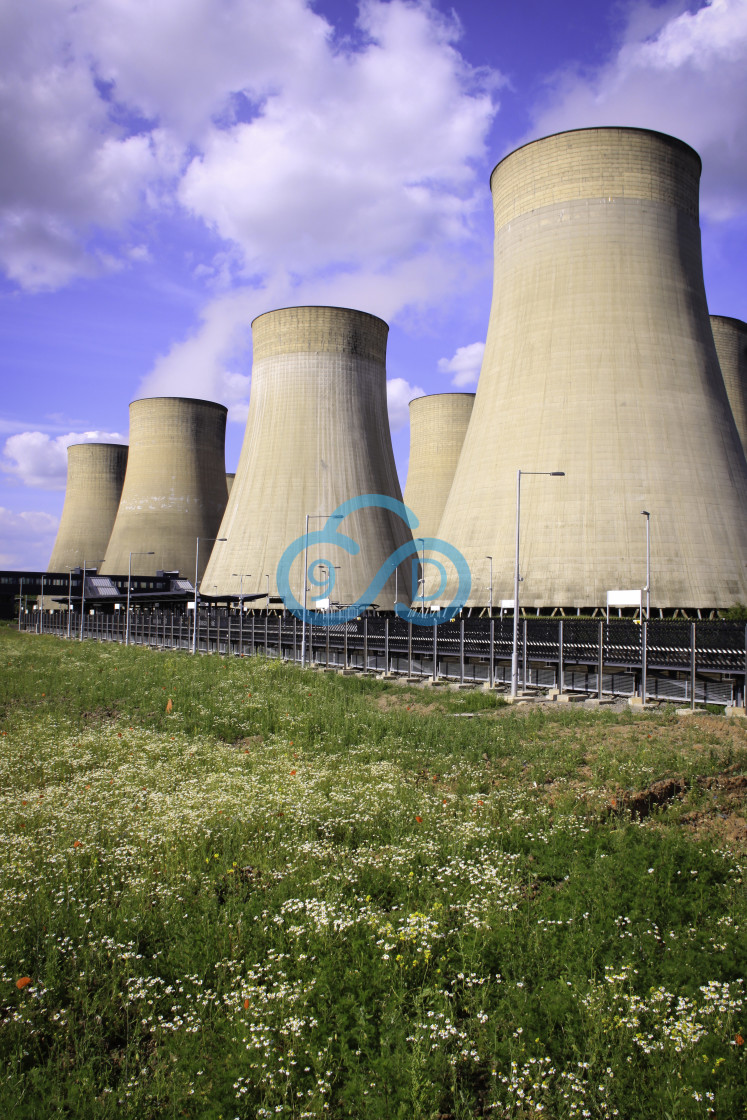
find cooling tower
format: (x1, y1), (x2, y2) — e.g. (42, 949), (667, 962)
(47, 443), (128, 571)
(226, 473), (236, 495)
(435, 127), (747, 610)
(403, 393), (475, 539)
(203, 306), (413, 609)
(710, 315), (747, 459)
(100, 397), (228, 579)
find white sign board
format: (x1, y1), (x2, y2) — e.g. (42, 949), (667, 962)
(499, 599), (515, 610)
(606, 590), (642, 608)
(315, 597), (330, 610)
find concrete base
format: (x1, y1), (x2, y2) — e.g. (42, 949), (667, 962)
(675, 707), (700, 716)
(404, 675), (424, 684)
(377, 672), (398, 680)
(548, 690), (586, 703)
(424, 679), (448, 687)
(725, 706), (747, 719)
(584, 697), (617, 708)
(628, 696), (646, 709)
(338, 668), (358, 676)
(453, 683), (476, 690)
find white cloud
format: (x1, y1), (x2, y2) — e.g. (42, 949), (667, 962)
(438, 341), (484, 387)
(0, 0), (501, 294)
(387, 377), (426, 431)
(0, 507), (59, 569)
(530, 0), (747, 219)
(1, 430), (126, 490)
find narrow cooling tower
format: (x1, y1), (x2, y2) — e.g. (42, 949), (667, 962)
(710, 315), (747, 459)
(47, 443), (128, 571)
(101, 398), (228, 579)
(204, 306), (413, 609)
(436, 127), (747, 609)
(403, 393), (475, 539)
(226, 473), (236, 495)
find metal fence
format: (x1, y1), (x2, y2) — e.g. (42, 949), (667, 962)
(24, 608), (747, 708)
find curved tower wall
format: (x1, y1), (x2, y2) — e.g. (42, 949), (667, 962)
(226, 473), (236, 495)
(403, 393), (475, 539)
(436, 127), (747, 609)
(101, 398), (228, 579)
(203, 306), (413, 609)
(710, 315), (747, 459)
(47, 443), (128, 571)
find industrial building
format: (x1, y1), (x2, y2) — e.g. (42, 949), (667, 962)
(435, 127), (747, 611)
(403, 393), (475, 540)
(101, 397), (229, 582)
(711, 315), (747, 459)
(47, 442), (128, 573)
(203, 306), (414, 610)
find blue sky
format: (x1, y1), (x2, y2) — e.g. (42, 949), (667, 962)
(1, 0), (746, 569)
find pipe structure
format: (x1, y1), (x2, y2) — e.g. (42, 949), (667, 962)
(101, 397), (228, 581)
(47, 443), (128, 572)
(710, 315), (747, 460)
(204, 306), (414, 610)
(435, 127), (747, 610)
(403, 393), (475, 540)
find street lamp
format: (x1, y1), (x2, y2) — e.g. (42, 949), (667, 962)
(126, 551), (155, 646)
(192, 537), (227, 654)
(511, 470), (565, 698)
(486, 556), (493, 616)
(301, 513), (342, 668)
(232, 573), (251, 649)
(417, 538), (425, 613)
(265, 573), (270, 617)
(641, 511), (651, 621)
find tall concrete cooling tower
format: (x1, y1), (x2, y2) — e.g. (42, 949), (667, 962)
(436, 127), (747, 610)
(203, 306), (414, 609)
(710, 315), (747, 459)
(226, 473), (236, 495)
(403, 393), (475, 539)
(47, 442), (128, 571)
(101, 398), (228, 579)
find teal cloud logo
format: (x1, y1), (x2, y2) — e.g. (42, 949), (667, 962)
(276, 494), (471, 627)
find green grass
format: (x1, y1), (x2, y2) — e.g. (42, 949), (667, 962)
(0, 624), (746, 1119)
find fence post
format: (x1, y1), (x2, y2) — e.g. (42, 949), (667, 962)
(488, 619), (494, 689)
(408, 621), (413, 677)
(690, 622), (696, 710)
(558, 619), (564, 694)
(433, 621), (438, 683)
(459, 619), (465, 684)
(385, 617), (390, 674)
(598, 620), (604, 700)
(642, 620), (648, 703)
(363, 615), (368, 672)
(522, 619), (528, 691)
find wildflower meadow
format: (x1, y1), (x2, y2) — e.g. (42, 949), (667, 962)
(0, 624), (745, 1118)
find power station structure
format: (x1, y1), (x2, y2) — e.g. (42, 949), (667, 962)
(100, 397), (228, 581)
(203, 306), (414, 609)
(226, 473), (236, 495)
(403, 393), (475, 540)
(711, 315), (747, 459)
(47, 442), (128, 573)
(435, 127), (747, 611)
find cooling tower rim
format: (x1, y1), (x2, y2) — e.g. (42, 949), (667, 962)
(489, 126), (701, 190)
(409, 392), (477, 407)
(250, 304), (388, 330)
(129, 396), (228, 413)
(66, 441), (128, 451)
(710, 314), (747, 329)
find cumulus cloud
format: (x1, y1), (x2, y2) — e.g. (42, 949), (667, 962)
(0, 0), (500, 294)
(0, 507), (59, 569)
(1, 430), (126, 490)
(438, 341), (484, 387)
(530, 0), (747, 219)
(387, 377), (426, 431)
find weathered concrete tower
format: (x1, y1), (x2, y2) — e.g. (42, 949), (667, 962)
(436, 127), (747, 609)
(710, 315), (747, 459)
(403, 393), (475, 539)
(101, 398), (228, 579)
(204, 306), (413, 608)
(47, 442), (128, 572)
(226, 473), (236, 496)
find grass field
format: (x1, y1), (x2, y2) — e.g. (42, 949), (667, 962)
(0, 624), (745, 1119)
